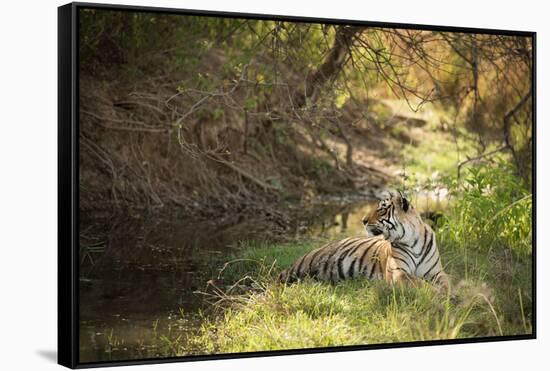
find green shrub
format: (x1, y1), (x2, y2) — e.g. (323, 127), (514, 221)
(439, 161), (532, 258)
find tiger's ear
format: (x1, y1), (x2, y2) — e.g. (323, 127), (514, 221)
(399, 191), (410, 212)
(401, 195), (410, 212)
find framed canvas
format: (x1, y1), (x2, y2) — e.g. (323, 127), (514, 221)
(58, 2), (536, 368)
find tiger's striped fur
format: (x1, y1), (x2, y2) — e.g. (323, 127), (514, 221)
(278, 236), (392, 283)
(279, 191), (449, 291)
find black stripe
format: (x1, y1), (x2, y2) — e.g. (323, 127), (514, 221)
(419, 240), (437, 267)
(368, 262), (378, 279)
(418, 232), (434, 265)
(320, 258), (332, 278)
(368, 245), (382, 279)
(337, 254), (347, 280)
(358, 240), (378, 272)
(387, 208), (396, 230)
(342, 240), (367, 260)
(347, 240), (368, 258)
(328, 240), (359, 281)
(322, 254), (333, 281)
(410, 233), (420, 249)
(294, 255), (308, 277)
(335, 243), (356, 278)
(334, 239), (362, 265)
(383, 219), (396, 230)
(425, 243), (438, 263)
(347, 240), (371, 278)
(392, 244), (417, 263)
(347, 257), (358, 278)
(338, 238), (362, 252)
(392, 255), (413, 272)
(331, 258), (341, 282)
(397, 222), (406, 240)
(287, 260), (299, 279)
(336, 241), (367, 279)
(431, 271), (442, 283)
(320, 239), (355, 277)
(423, 256), (441, 278)
(422, 229), (432, 252)
(306, 248), (325, 275)
(418, 226), (427, 252)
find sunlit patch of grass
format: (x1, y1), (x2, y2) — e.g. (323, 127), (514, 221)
(399, 128), (476, 177)
(180, 259), (516, 355)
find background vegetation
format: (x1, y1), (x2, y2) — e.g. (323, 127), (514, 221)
(78, 8), (533, 361)
(79, 9), (533, 213)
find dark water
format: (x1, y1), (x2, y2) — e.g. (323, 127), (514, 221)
(79, 195), (446, 363)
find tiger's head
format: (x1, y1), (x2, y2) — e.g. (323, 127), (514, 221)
(362, 190), (424, 243)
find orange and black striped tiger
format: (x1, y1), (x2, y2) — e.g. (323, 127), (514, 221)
(279, 191), (449, 291)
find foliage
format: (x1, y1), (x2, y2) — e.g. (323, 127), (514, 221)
(79, 9), (533, 211)
(439, 162), (532, 258)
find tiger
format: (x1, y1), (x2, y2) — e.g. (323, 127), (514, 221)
(278, 191), (450, 292)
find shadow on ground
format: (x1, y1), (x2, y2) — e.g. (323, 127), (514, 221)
(36, 350), (57, 363)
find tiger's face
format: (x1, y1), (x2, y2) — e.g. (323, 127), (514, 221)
(362, 192), (422, 243)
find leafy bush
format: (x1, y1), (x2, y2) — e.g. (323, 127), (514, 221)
(439, 161), (532, 258)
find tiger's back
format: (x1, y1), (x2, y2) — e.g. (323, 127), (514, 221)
(278, 236), (392, 283)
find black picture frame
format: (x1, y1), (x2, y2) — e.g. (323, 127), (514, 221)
(58, 2), (537, 369)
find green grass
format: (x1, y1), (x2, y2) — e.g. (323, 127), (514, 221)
(167, 244), (530, 356)
(213, 240), (318, 284)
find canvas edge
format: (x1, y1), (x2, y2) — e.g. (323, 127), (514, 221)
(58, 3), (79, 369)
(71, 1), (535, 35)
(57, 2), (537, 369)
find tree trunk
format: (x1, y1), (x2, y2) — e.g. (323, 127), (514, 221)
(292, 25), (364, 108)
